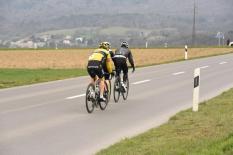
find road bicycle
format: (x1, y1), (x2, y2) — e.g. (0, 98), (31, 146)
(113, 71), (129, 103)
(85, 78), (109, 113)
(85, 73), (113, 113)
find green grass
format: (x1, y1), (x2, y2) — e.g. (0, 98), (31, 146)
(0, 68), (87, 89)
(97, 89), (233, 155)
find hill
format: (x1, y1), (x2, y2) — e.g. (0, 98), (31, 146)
(1, 0), (233, 46)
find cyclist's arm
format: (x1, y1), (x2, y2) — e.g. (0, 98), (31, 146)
(109, 49), (114, 58)
(106, 54), (113, 73)
(128, 50), (135, 69)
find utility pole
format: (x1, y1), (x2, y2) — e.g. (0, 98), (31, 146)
(192, 0), (196, 47)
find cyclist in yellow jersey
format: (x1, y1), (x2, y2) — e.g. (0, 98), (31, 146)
(87, 42), (113, 102)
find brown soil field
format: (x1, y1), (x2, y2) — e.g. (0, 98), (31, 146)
(0, 48), (232, 69)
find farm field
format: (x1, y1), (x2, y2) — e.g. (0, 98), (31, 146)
(0, 47), (232, 88)
(0, 48), (232, 69)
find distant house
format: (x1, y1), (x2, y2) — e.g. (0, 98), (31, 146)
(65, 35), (72, 40)
(75, 37), (84, 43)
(36, 42), (46, 48)
(10, 40), (36, 48)
(63, 39), (71, 45)
(40, 34), (51, 42)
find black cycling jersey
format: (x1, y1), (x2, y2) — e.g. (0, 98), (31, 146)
(114, 47), (134, 69)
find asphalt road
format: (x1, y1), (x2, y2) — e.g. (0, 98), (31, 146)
(1, 53), (233, 155)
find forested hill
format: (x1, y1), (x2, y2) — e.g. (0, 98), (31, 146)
(1, 0), (232, 40)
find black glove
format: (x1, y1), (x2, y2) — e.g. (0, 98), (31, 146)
(132, 67), (135, 73)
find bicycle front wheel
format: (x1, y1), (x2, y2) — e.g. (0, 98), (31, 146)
(85, 83), (95, 113)
(99, 81), (108, 110)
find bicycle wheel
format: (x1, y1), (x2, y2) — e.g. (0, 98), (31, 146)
(113, 77), (120, 103)
(85, 83), (95, 113)
(99, 81), (108, 110)
(122, 78), (129, 100)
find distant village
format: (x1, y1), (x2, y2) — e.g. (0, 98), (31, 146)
(1, 30), (233, 49)
(0, 34), (93, 49)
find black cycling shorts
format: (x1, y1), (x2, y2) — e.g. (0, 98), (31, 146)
(87, 60), (104, 79)
(104, 72), (110, 80)
(114, 58), (128, 76)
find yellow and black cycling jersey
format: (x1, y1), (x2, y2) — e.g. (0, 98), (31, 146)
(88, 48), (112, 73)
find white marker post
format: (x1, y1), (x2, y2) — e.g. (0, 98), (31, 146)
(185, 45), (188, 60)
(193, 68), (200, 112)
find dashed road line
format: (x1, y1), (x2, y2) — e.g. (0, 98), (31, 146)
(132, 79), (151, 85)
(219, 61), (227, 65)
(66, 94), (86, 100)
(172, 72), (185, 76)
(200, 65), (209, 69)
(1, 94), (86, 114)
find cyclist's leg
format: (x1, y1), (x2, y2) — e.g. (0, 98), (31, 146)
(99, 78), (105, 97)
(97, 68), (105, 100)
(122, 61), (128, 82)
(114, 58), (122, 78)
(88, 60), (105, 100)
(104, 73), (110, 92)
(87, 63), (99, 101)
(87, 64), (96, 84)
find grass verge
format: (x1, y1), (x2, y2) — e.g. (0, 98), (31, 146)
(0, 68), (87, 89)
(97, 88), (233, 155)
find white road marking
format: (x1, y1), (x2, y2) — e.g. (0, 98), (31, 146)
(172, 72), (185, 75)
(66, 94), (86, 100)
(1, 94), (86, 114)
(132, 79), (151, 85)
(200, 65), (209, 69)
(219, 61), (227, 65)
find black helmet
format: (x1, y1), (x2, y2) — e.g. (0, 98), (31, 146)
(121, 41), (129, 48)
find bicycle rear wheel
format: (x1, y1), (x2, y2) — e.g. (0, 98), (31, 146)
(122, 78), (129, 100)
(85, 83), (95, 113)
(113, 77), (120, 103)
(99, 81), (108, 110)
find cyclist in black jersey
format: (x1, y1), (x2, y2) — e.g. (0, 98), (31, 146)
(113, 41), (135, 87)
